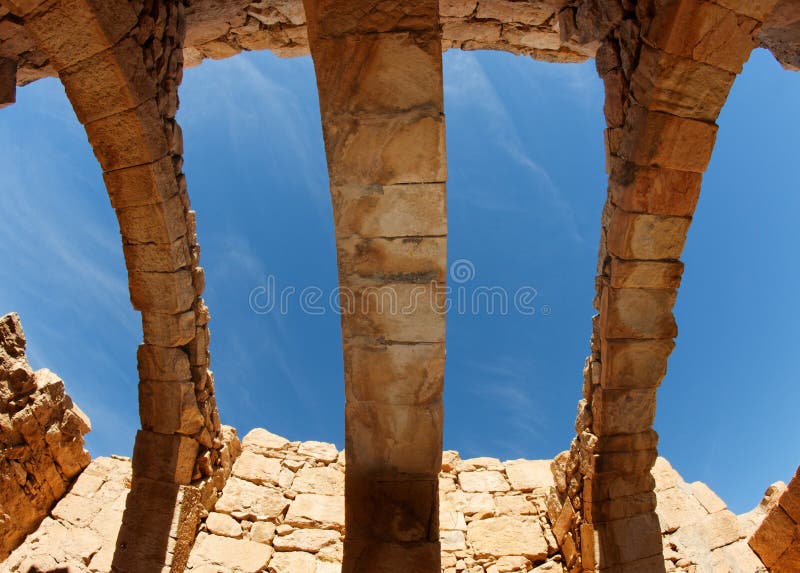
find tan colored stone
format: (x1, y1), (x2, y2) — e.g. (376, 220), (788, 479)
(608, 160), (702, 217)
(337, 236), (447, 284)
(117, 194), (187, 245)
(206, 512), (243, 538)
(141, 310), (196, 347)
(591, 387), (658, 436)
(285, 494), (345, 530)
(599, 287), (678, 340)
(268, 550), (317, 573)
(103, 156), (179, 209)
(216, 478), (290, 520)
(690, 481), (727, 514)
(129, 270), (196, 314)
(475, 0), (552, 25)
(233, 451), (283, 486)
(137, 344), (191, 381)
(250, 521), (277, 544)
(505, 460), (554, 492)
(749, 505), (797, 567)
(131, 430), (198, 484)
(459, 471), (510, 493)
(466, 516), (548, 560)
(607, 209), (692, 261)
(292, 466), (344, 496)
(189, 533), (273, 572)
(273, 528), (340, 552)
(242, 428), (290, 452)
(123, 238), (190, 273)
(138, 380), (204, 435)
(297, 441), (339, 463)
(609, 259), (684, 289)
(600, 339), (675, 389)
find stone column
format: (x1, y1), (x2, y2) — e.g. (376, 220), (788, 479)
(552, 0), (778, 570)
(303, 1), (447, 571)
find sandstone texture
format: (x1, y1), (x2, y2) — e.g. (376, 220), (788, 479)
(0, 313), (91, 561)
(2, 426), (774, 573)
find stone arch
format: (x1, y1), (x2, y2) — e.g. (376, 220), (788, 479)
(551, 1), (784, 571)
(9, 0), (231, 491)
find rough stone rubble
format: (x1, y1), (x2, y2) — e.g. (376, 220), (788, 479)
(3, 425), (778, 573)
(0, 313), (91, 561)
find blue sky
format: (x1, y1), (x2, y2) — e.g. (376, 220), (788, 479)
(0, 47), (797, 514)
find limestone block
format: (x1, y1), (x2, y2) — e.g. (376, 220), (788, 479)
(608, 159), (702, 217)
(443, 20), (502, 44)
(609, 259), (684, 289)
(138, 380), (204, 435)
(466, 516), (548, 560)
(25, 0), (137, 69)
(251, 521), (277, 544)
(591, 387), (658, 436)
(116, 194), (187, 245)
(631, 45), (736, 121)
(477, 0), (552, 24)
(778, 467), (800, 523)
(129, 270), (195, 314)
(656, 485), (708, 533)
(304, 0), (438, 37)
(639, 0), (759, 73)
(749, 505), (797, 567)
(232, 450), (282, 486)
(458, 471), (510, 493)
(343, 341), (444, 405)
(103, 156), (179, 209)
(501, 26), (561, 51)
(215, 477), (290, 520)
(273, 529), (340, 552)
(620, 105), (719, 173)
(242, 428), (290, 452)
(84, 100), (169, 171)
(297, 440), (339, 463)
(341, 283), (446, 342)
(337, 236), (446, 284)
(714, 0), (779, 20)
(332, 183), (447, 238)
(206, 512), (243, 538)
(599, 339), (675, 389)
(690, 481), (728, 514)
(137, 344), (191, 381)
(141, 310), (196, 347)
(600, 287), (678, 340)
(440, 0), (477, 18)
(285, 493), (345, 530)
(312, 31), (442, 115)
(188, 533), (273, 572)
(268, 550), (317, 572)
(324, 112), (447, 186)
(345, 400), (442, 475)
(607, 209), (691, 261)
(594, 512), (663, 566)
(505, 459), (554, 492)
(60, 37), (156, 124)
(440, 529), (466, 551)
(123, 238), (190, 272)
(293, 466), (344, 496)
(131, 430), (199, 484)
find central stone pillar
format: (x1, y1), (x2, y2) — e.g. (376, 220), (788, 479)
(304, 1), (447, 571)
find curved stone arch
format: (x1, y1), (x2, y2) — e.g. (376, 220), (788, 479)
(10, 0), (226, 492)
(551, 1), (785, 570)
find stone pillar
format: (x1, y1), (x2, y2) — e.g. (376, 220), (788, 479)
(304, 1), (447, 571)
(750, 465), (800, 570)
(552, 0), (778, 570)
(0, 57), (16, 107)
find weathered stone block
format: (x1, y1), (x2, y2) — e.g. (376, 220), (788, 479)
(141, 310), (196, 347)
(600, 339), (675, 389)
(341, 282), (446, 342)
(466, 516), (548, 560)
(313, 31), (442, 115)
(137, 344), (191, 382)
(342, 538), (440, 573)
(713, 0), (779, 21)
(619, 105), (719, 173)
(131, 429), (199, 484)
(343, 341), (444, 405)
(304, 0), (438, 37)
(475, 0), (553, 26)
(60, 37), (156, 125)
(325, 112), (447, 186)
(608, 159), (702, 217)
(122, 238), (190, 272)
(139, 380), (204, 435)
(600, 287), (678, 340)
(25, 0), (137, 69)
(345, 400), (442, 475)
(84, 100), (169, 171)
(639, 0), (759, 73)
(631, 44), (736, 121)
(591, 387), (658, 436)
(337, 236), (446, 284)
(606, 208), (691, 261)
(332, 183), (446, 238)
(129, 270), (195, 313)
(609, 259), (684, 289)
(593, 512), (664, 566)
(116, 194), (187, 245)
(779, 468), (800, 523)
(103, 156), (179, 209)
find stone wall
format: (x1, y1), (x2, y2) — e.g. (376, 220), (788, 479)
(0, 312), (91, 561)
(3, 426), (772, 573)
(749, 466), (800, 572)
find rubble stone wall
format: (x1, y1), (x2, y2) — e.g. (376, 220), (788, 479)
(0, 312), (91, 561)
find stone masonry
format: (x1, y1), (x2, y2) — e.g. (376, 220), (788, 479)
(0, 313), (91, 561)
(3, 426), (775, 573)
(0, 0), (798, 571)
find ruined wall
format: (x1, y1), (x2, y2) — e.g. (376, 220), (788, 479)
(749, 466), (800, 572)
(0, 312), (91, 561)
